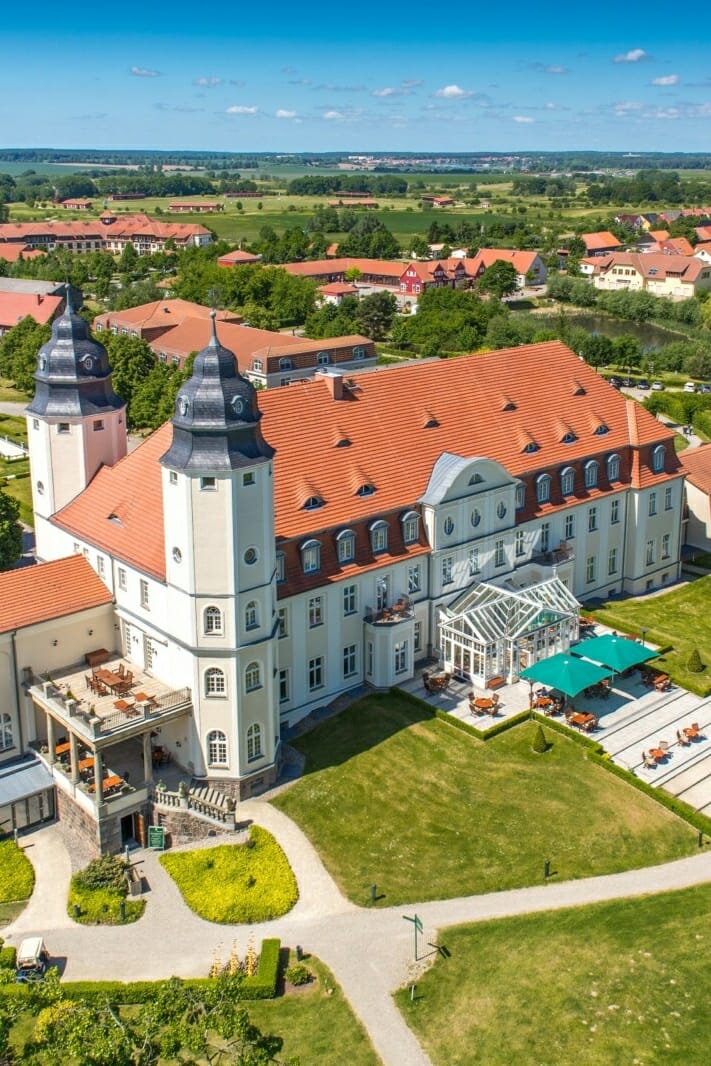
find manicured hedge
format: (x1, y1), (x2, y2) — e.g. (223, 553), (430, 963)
(243, 937), (280, 999)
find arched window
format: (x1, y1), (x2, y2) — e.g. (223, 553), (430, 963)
(584, 460), (598, 489)
(205, 667), (226, 697)
(370, 520), (388, 554)
(204, 606), (222, 635)
(252, 358), (263, 372)
(279, 357), (293, 371)
(0, 713), (13, 751)
(353, 345), (365, 360)
(245, 661), (261, 692)
(245, 601), (259, 630)
(317, 351), (330, 365)
(652, 445), (666, 473)
(401, 511), (420, 544)
(247, 723), (263, 761)
(536, 474), (551, 504)
(207, 729), (228, 766)
(560, 467), (575, 496)
(304, 495), (325, 510)
(301, 539), (321, 574)
(356, 482), (376, 497)
(336, 529), (356, 563)
(607, 453), (621, 481)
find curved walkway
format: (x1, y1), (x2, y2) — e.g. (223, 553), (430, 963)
(5, 809), (711, 1066)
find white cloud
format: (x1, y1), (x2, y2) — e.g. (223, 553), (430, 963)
(130, 65), (160, 77)
(193, 76), (222, 87)
(652, 107), (681, 120)
(513, 115), (534, 123)
(225, 105), (258, 115)
(435, 84), (471, 99)
(323, 110), (344, 120)
(401, 79), (424, 89)
(614, 48), (649, 63)
(652, 74), (679, 86)
(275, 109), (298, 119)
(613, 100), (644, 114)
(372, 87), (402, 97)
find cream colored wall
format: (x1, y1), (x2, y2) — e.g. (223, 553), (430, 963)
(684, 482), (711, 550)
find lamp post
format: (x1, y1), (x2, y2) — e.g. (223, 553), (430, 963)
(640, 627), (647, 648)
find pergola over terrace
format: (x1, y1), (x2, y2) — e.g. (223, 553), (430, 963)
(439, 578), (581, 685)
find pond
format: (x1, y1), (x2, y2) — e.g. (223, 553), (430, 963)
(522, 312), (686, 352)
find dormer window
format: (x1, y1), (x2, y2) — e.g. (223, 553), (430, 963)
(369, 520), (388, 554)
(279, 357), (293, 371)
(301, 539), (321, 574)
(584, 460), (599, 489)
(652, 444), (666, 473)
(336, 529), (356, 563)
(562, 431), (577, 444)
(607, 453), (621, 481)
(523, 441), (539, 454)
(353, 346), (366, 360)
(317, 351), (330, 365)
(594, 423), (609, 436)
(469, 473), (484, 485)
(252, 358), (263, 372)
(536, 474), (551, 504)
(357, 483), (376, 497)
(304, 495), (325, 510)
(401, 511), (420, 544)
(560, 467), (575, 496)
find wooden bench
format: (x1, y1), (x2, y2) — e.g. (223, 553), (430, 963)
(86, 648), (110, 668)
(486, 676), (506, 690)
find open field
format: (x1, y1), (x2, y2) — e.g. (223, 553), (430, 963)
(396, 882), (711, 1066)
(588, 576), (711, 696)
(272, 694), (697, 905)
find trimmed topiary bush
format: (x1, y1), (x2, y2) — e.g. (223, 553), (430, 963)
(688, 648), (704, 673)
(285, 963), (312, 986)
(532, 724), (550, 754)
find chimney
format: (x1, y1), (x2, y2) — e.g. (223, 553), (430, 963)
(318, 367), (344, 400)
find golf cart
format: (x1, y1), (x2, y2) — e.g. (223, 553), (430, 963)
(15, 937), (49, 983)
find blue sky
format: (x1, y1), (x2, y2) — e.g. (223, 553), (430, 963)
(3, 2), (711, 153)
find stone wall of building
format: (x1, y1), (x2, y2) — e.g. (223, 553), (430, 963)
(153, 807), (241, 848)
(56, 789), (100, 858)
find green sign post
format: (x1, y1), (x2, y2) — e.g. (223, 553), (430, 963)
(402, 913), (423, 961)
(148, 825), (165, 850)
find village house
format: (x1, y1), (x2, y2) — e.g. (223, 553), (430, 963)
(0, 214), (212, 257)
(678, 445), (711, 552)
(581, 231), (623, 257)
(60, 199), (93, 211)
(0, 291), (65, 337)
(583, 252), (711, 300)
(168, 202), (224, 213)
(216, 249), (262, 267)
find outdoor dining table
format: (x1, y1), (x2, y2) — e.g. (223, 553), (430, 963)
(89, 774), (123, 794)
(54, 741), (71, 756)
(683, 726), (700, 740)
(649, 747), (667, 761)
(94, 668), (129, 694)
(78, 757), (94, 773)
(569, 712), (596, 731)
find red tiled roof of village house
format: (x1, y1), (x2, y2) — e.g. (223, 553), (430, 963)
(0, 221), (105, 241)
(282, 257), (407, 279)
(678, 443), (711, 495)
(320, 282), (358, 295)
(217, 249), (261, 266)
(648, 230), (670, 242)
(0, 555), (113, 634)
(0, 215), (210, 244)
(61, 198), (92, 207)
(0, 292), (64, 329)
(250, 334), (371, 358)
(93, 300), (242, 335)
(582, 232), (622, 251)
(466, 249), (541, 276)
(103, 214), (211, 240)
(51, 342), (678, 581)
(0, 243), (44, 264)
(144, 318), (298, 368)
(696, 226), (711, 242)
(598, 252), (708, 282)
(656, 237), (694, 256)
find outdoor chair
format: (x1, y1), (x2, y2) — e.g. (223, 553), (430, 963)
(677, 730), (691, 747)
(117, 663), (125, 677)
(642, 752), (657, 769)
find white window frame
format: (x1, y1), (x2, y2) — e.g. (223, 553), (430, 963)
(610, 499), (620, 525)
(652, 445), (666, 473)
(337, 530), (356, 563)
(0, 712), (13, 751)
(343, 584), (357, 615)
(309, 656), (324, 691)
(370, 520), (388, 554)
(408, 564), (421, 594)
(560, 467), (574, 496)
(441, 556), (453, 585)
(246, 723), (262, 761)
(343, 644), (357, 678)
(584, 460), (598, 489)
(588, 506), (597, 532)
(301, 539), (321, 574)
(664, 486), (673, 511)
(607, 453), (621, 481)
(245, 601), (259, 631)
(394, 640), (408, 674)
(515, 529), (525, 557)
(402, 511), (420, 544)
(649, 492), (657, 517)
(536, 474), (551, 504)
(207, 729), (228, 766)
(564, 513), (575, 540)
(245, 661), (261, 692)
(140, 579), (150, 609)
(204, 606), (223, 634)
(308, 595), (323, 627)
(205, 667), (226, 697)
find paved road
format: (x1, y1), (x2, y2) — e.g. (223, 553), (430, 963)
(6, 808), (711, 1066)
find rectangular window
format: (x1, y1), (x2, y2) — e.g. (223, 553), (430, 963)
(414, 620), (422, 654)
(441, 556), (453, 585)
(279, 669), (289, 703)
(302, 543), (320, 573)
(540, 522), (550, 553)
(277, 607), (288, 638)
(649, 491), (657, 517)
(408, 564), (421, 594)
(309, 656), (324, 691)
(93, 419), (104, 431)
(662, 532), (671, 559)
(96, 556), (105, 576)
(32, 418), (39, 430)
(140, 579), (149, 609)
(308, 596), (323, 627)
(276, 554), (285, 583)
(394, 640), (408, 674)
(118, 567), (127, 591)
(469, 548), (480, 575)
(646, 539), (655, 566)
(565, 513), (575, 540)
(588, 507), (598, 532)
(343, 644), (357, 678)
(243, 472), (255, 486)
(343, 584), (357, 615)
(200, 476), (216, 491)
(515, 529), (525, 557)
(169, 471), (178, 485)
(610, 499), (620, 525)
(586, 555), (596, 584)
(608, 547), (618, 575)
(664, 486), (673, 511)
(494, 539), (505, 567)
(366, 641), (373, 676)
(57, 423), (70, 434)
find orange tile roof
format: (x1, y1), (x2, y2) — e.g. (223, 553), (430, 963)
(679, 443), (711, 495)
(250, 334), (371, 358)
(151, 319), (297, 368)
(0, 292), (63, 329)
(599, 252), (708, 282)
(282, 257), (407, 279)
(51, 342), (678, 581)
(0, 555), (113, 634)
(320, 282), (358, 295)
(467, 249), (541, 275)
(582, 231), (622, 251)
(217, 249), (261, 265)
(0, 243), (44, 263)
(94, 300), (241, 333)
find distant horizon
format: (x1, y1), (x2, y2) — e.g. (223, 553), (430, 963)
(2, 148), (711, 160)
(3, 0), (710, 152)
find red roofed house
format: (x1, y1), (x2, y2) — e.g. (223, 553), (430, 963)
(168, 202), (224, 213)
(582, 231), (623, 257)
(1, 294), (685, 850)
(0, 243), (44, 265)
(320, 281), (358, 305)
(0, 292), (64, 336)
(61, 198), (93, 211)
(0, 214), (213, 257)
(216, 249), (262, 267)
(422, 195), (454, 207)
(466, 249), (548, 289)
(588, 253), (711, 300)
(678, 444), (711, 550)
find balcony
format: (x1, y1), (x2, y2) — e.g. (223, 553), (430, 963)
(530, 542), (575, 569)
(364, 597), (415, 625)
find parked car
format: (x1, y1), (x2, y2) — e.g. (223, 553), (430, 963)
(699, 383), (711, 394)
(652, 381), (665, 391)
(683, 382), (697, 393)
(608, 376), (622, 389)
(622, 377), (634, 387)
(637, 379), (650, 390)
(15, 937), (49, 983)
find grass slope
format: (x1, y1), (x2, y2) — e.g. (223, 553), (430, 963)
(396, 882), (711, 1066)
(0, 840), (34, 927)
(272, 695), (696, 905)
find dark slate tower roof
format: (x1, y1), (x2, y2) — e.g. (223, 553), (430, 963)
(159, 311), (274, 472)
(26, 288), (125, 418)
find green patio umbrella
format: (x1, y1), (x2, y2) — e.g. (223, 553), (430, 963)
(571, 634), (658, 674)
(520, 653), (612, 697)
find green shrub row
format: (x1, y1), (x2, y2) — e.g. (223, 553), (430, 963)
(0, 946), (16, 969)
(243, 937), (280, 998)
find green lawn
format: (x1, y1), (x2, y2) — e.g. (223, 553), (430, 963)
(0, 840), (34, 927)
(0, 379), (29, 403)
(588, 577), (711, 696)
(272, 695), (696, 905)
(396, 882), (711, 1066)
(1, 474), (33, 526)
(159, 826), (298, 923)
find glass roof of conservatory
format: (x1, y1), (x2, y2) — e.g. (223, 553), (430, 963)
(439, 578), (580, 645)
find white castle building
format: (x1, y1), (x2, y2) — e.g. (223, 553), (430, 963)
(0, 295), (685, 852)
